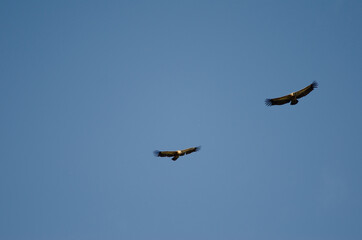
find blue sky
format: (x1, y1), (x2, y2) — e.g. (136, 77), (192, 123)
(1, 0), (362, 239)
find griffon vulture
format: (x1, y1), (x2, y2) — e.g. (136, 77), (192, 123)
(154, 146), (201, 161)
(265, 81), (318, 106)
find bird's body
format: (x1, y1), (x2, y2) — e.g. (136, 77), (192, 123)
(154, 146), (201, 161)
(265, 81), (318, 106)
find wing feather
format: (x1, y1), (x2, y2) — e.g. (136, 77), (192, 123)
(265, 95), (292, 106)
(154, 150), (177, 157)
(182, 146), (201, 155)
(294, 81), (318, 99)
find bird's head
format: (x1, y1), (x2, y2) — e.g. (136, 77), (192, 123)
(177, 150), (182, 155)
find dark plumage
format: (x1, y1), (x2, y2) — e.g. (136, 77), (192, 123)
(265, 81), (318, 106)
(154, 146), (201, 161)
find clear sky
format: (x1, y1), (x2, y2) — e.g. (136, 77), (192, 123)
(1, 0), (362, 239)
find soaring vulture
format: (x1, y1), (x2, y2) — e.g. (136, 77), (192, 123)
(154, 146), (201, 161)
(265, 81), (318, 106)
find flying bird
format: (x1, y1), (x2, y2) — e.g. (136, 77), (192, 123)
(265, 81), (318, 106)
(154, 146), (201, 161)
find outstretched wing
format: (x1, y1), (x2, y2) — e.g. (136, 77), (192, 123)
(265, 95), (292, 106)
(181, 146), (201, 155)
(154, 150), (177, 157)
(294, 81), (318, 99)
